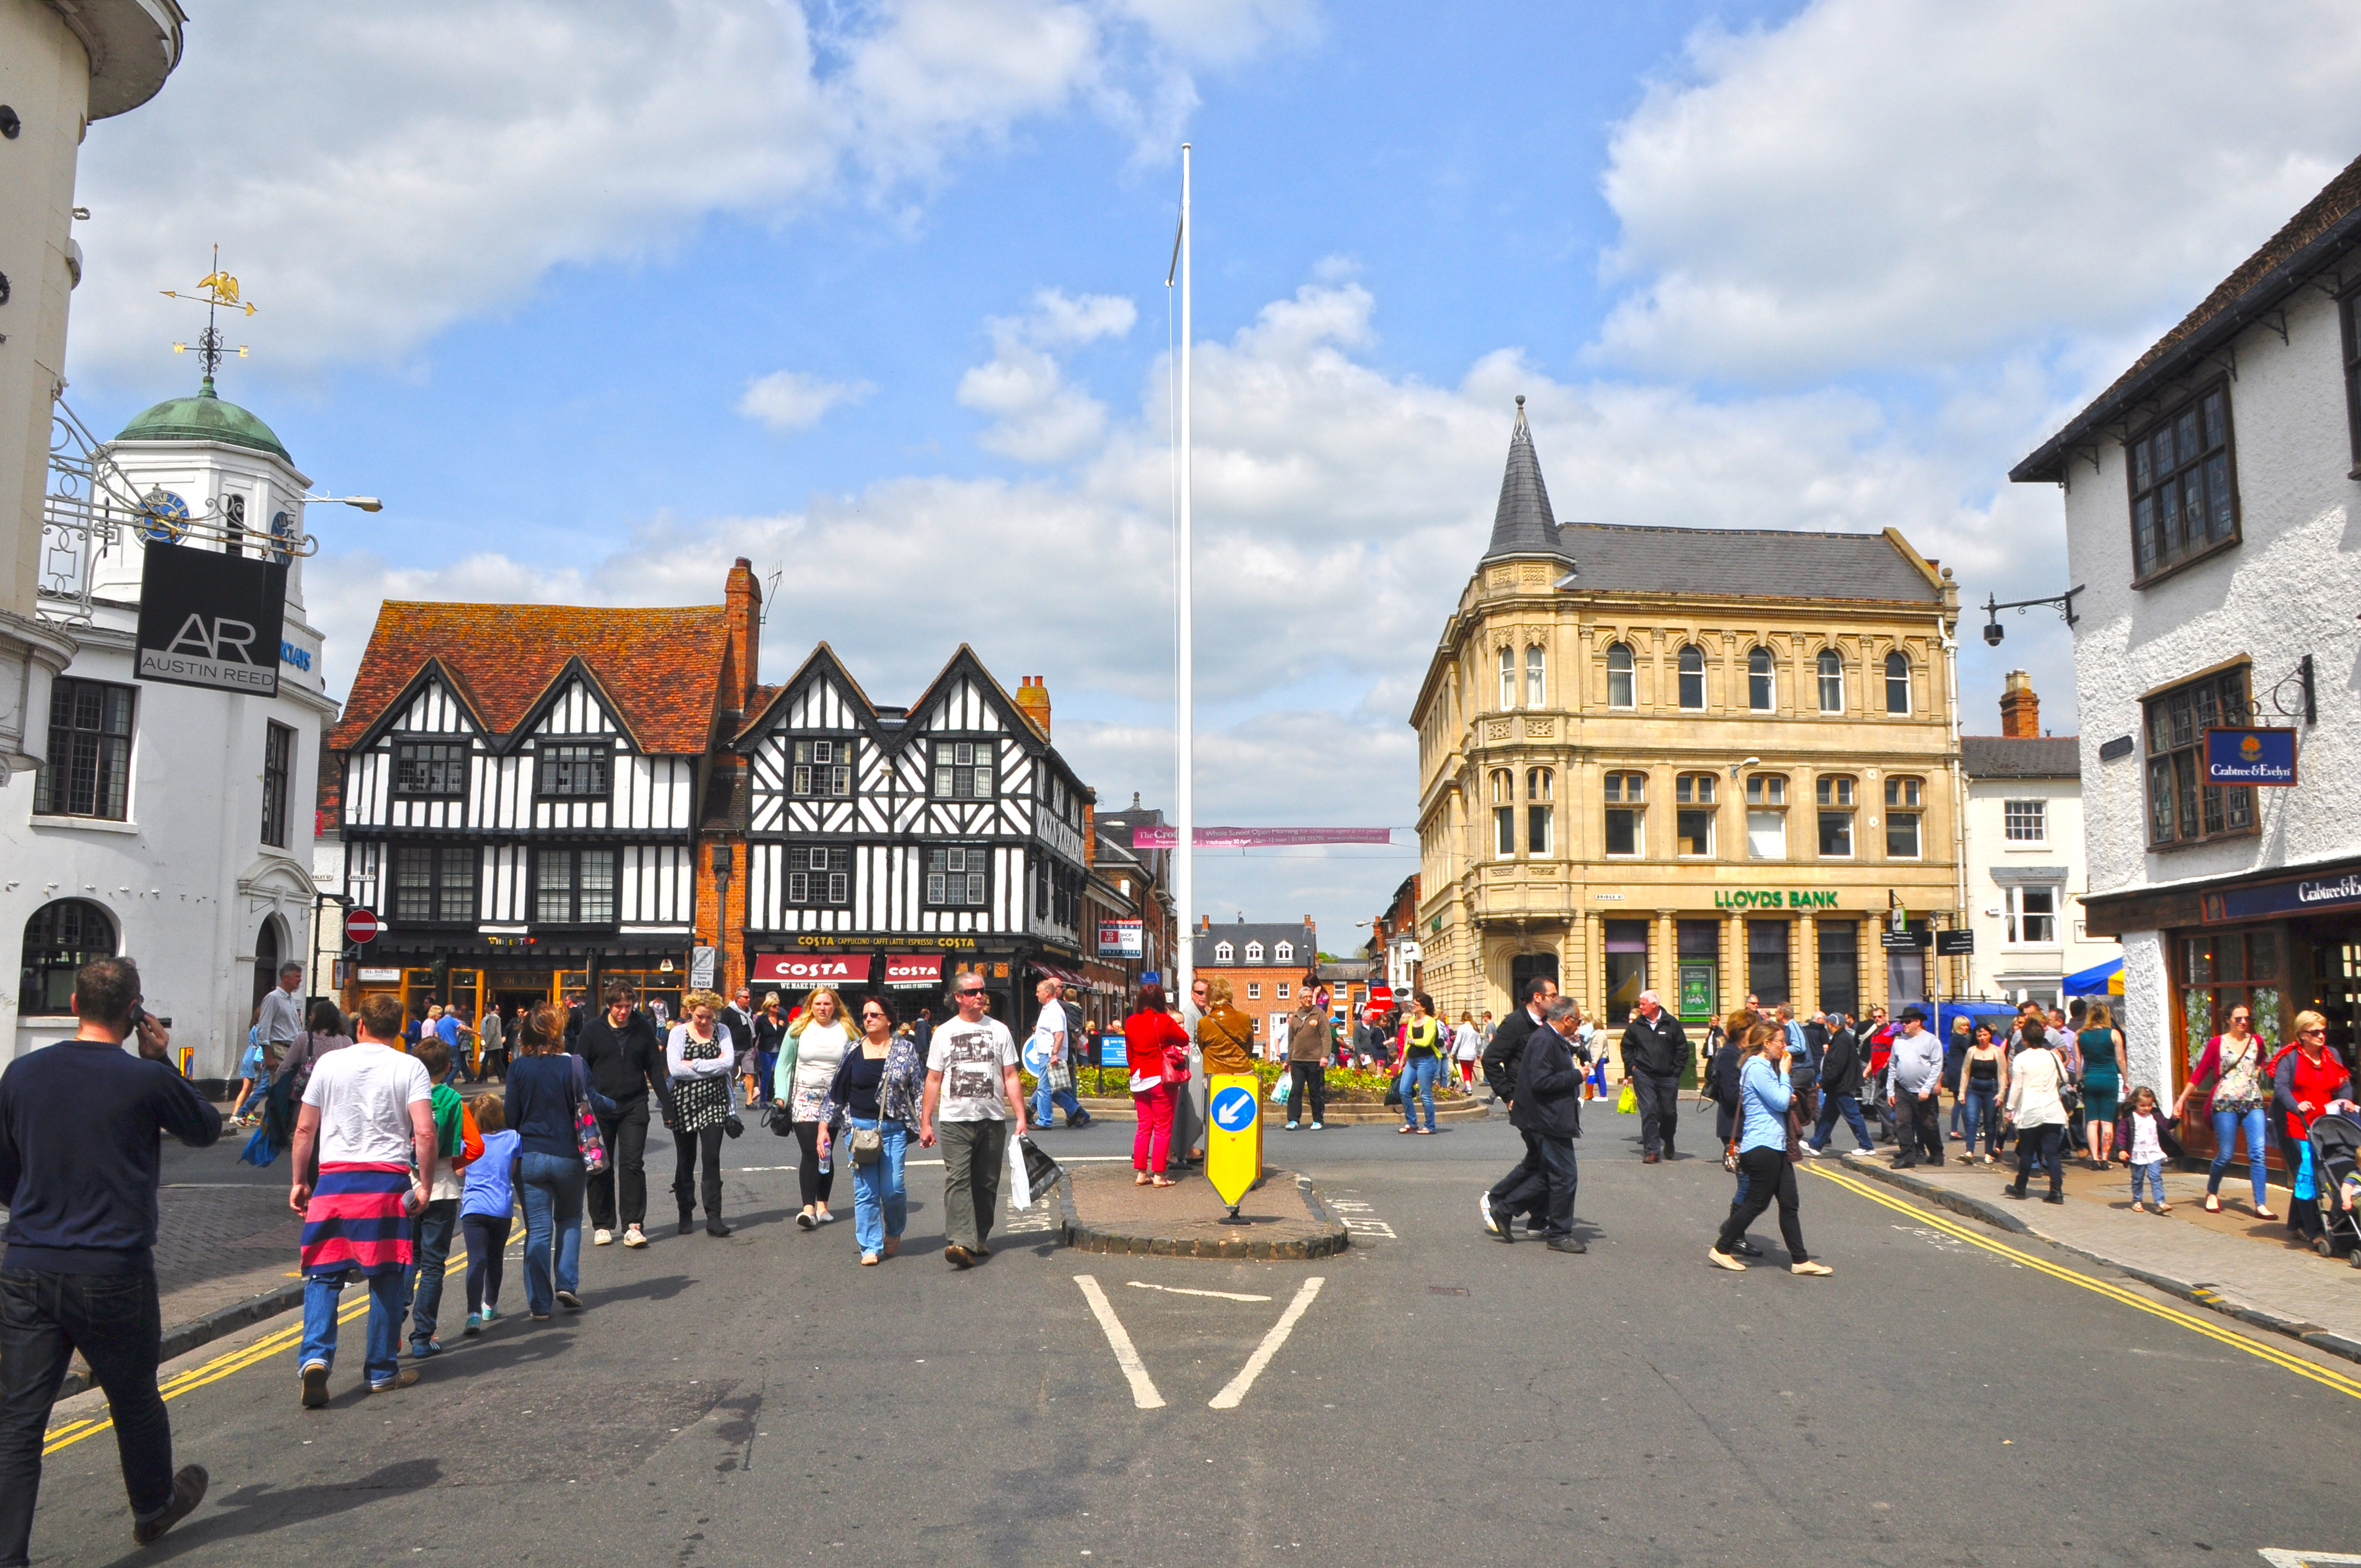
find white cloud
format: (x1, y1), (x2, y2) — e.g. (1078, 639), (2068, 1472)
(736, 369), (874, 431)
(1596, 0), (2361, 381)
(65, 0), (1300, 378)
(957, 288), (1137, 461)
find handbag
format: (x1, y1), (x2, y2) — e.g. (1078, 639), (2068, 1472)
(2051, 1048), (2082, 1117)
(1384, 1072), (1404, 1108)
(568, 1057), (609, 1176)
(1161, 1042), (1191, 1087)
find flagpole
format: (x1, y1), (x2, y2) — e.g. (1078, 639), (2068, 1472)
(1175, 143), (1195, 1015)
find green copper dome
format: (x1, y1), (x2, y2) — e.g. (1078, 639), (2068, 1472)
(115, 378), (290, 461)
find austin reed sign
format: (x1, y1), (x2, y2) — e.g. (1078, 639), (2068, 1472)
(135, 541), (288, 697)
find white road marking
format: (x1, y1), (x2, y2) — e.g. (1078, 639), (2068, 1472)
(904, 1156), (1133, 1167)
(1126, 1282), (1271, 1302)
(1208, 1277), (1325, 1411)
(2259, 1552), (2361, 1566)
(1074, 1274), (1166, 1410)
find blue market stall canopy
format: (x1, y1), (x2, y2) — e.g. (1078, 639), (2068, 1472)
(2062, 957), (2124, 996)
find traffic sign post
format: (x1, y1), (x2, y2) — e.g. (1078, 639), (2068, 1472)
(344, 907), (381, 945)
(1205, 1073), (1262, 1221)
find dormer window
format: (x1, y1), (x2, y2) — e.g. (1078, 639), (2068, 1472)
(536, 743), (611, 800)
(393, 741), (468, 801)
(1246, 942), (1265, 962)
(1275, 942), (1294, 962)
(1215, 941), (1235, 963)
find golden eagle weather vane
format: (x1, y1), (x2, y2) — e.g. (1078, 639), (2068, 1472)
(158, 244), (256, 379)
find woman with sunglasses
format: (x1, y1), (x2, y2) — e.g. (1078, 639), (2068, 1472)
(2180, 1002), (2276, 1219)
(818, 995), (924, 1264)
(2272, 1011), (2351, 1210)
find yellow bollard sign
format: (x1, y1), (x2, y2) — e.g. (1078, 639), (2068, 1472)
(1205, 1072), (1262, 1211)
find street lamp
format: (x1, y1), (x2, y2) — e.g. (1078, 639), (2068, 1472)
(1980, 587), (2082, 646)
(307, 493), (383, 512)
(1728, 754), (1761, 779)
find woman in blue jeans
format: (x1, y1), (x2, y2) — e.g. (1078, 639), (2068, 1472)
(819, 994), (925, 1264)
(1958, 1024), (2006, 1164)
(2180, 1006), (2278, 1219)
(502, 1003), (591, 1317)
(1398, 992), (1444, 1134)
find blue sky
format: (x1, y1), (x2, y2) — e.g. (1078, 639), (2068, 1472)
(63, 0), (2361, 940)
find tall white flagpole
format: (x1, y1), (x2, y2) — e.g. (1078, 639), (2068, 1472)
(1175, 143), (1195, 1015)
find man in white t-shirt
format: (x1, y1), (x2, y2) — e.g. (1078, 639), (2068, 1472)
(920, 972), (1026, 1268)
(1024, 977), (1089, 1131)
(289, 992), (435, 1405)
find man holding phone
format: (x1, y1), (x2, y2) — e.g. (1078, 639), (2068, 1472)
(289, 993), (437, 1406)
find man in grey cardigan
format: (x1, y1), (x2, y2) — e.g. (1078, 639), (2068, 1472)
(1884, 1007), (1947, 1169)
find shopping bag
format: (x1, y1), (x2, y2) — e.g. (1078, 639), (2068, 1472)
(237, 1124), (278, 1168)
(1008, 1133), (1034, 1211)
(1616, 1082), (1638, 1114)
(1019, 1134), (1063, 1200)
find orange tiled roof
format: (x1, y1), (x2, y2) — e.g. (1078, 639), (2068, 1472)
(327, 600), (731, 754)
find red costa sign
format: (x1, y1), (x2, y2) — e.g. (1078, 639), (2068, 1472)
(882, 955), (942, 989)
(751, 952), (874, 988)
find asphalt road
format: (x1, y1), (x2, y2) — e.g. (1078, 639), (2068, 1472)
(26, 1104), (2361, 1567)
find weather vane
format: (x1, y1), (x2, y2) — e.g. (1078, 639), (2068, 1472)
(159, 244), (255, 379)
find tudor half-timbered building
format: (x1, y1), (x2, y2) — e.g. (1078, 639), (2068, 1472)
(735, 645), (1096, 1024)
(325, 563), (762, 1025)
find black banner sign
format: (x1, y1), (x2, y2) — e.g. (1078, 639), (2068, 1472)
(135, 541), (288, 696)
(1933, 929), (1975, 955)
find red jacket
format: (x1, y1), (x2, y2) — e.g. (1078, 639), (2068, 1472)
(1123, 1010), (1189, 1084)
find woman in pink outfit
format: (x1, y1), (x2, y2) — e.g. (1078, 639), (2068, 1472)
(1123, 982), (1190, 1187)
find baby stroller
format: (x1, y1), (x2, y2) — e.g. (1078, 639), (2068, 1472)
(2306, 1110), (2361, 1266)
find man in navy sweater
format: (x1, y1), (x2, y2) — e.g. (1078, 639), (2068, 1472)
(0, 955), (219, 1561)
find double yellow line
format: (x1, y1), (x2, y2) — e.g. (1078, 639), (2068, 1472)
(41, 1243), (506, 1457)
(1807, 1162), (2361, 1401)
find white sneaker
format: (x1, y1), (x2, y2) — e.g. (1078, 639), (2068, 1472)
(1309, 1122), (1323, 1130)
(1479, 1189), (1499, 1235)
(593, 1228), (614, 1247)
(622, 1225), (647, 1248)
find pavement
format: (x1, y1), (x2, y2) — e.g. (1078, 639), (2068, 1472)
(1058, 1163), (1349, 1258)
(14, 1103), (2361, 1566)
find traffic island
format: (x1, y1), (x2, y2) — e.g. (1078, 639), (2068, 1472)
(1056, 1164), (1349, 1259)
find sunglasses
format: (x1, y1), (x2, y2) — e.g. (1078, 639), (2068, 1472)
(2302, 1026), (2327, 1037)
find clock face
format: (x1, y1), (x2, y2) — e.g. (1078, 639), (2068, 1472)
(134, 488), (189, 544)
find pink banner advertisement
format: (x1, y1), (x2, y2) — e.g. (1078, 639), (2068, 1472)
(1128, 825), (1393, 849)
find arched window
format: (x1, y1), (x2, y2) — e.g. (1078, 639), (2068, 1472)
(1677, 644), (1705, 710)
(1885, 650), (1911, 714)
(1747, 647), (1774, 711)
(1214, 942), (1234, 963)
(1498, 646), (1515, 710)
(1606, 642), (1634, 708)
(20, 899), (116, 1016)
(1491, 769), (1516, 858)
(1525, 645), (1545, 707)
(1245, 942), (1264, 962)
(1816, 649), (1844, 712)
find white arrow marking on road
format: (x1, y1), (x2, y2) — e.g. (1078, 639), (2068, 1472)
(1126, 1282), (1271, 1302)
(1074, 1274), (1166, 1410)
(1208, 1276), (1324, 1411)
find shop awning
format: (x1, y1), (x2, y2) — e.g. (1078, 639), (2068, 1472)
(751, 952), (875, 989)
(2062, 956), (2124, 996)
(882, 955), (942, 990)
(1030, 960), (1087, 986)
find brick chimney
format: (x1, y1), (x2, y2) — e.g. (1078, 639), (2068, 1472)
(723, 558), (762, 712)
(1999, 670), (2040, 738)
(1013, 675), (1051, 738)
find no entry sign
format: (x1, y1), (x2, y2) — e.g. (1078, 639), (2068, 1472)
(345, 907), (381, 944)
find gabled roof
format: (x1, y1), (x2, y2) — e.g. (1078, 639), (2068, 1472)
(1197, 919), (1316, 959)
(328, 600), (730, 754)
(1962, 735), (2081, 780)
(733, 643), (885, 747)
(1551, 521), (1944, 603)
(2014, 151), (2361, 482)
(1482, 397), (1565, 562)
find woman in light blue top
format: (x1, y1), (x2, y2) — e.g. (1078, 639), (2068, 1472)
(1710, 1024), (1830, 1275)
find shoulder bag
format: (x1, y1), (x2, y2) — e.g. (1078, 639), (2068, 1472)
(567, 1055), (610, 1175)
(2049, 1047), (2081, 1117)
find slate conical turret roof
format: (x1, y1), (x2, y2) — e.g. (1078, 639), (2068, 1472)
(1482, 395), (1561, 561)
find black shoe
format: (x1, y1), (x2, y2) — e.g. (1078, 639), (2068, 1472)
(679, 1214), (696, 1236)
(1732, 1237), (1764, 1258)
(1893, 1160), (1918, 1170)
(132, 1464), (208, 1545)
(706, 1218), (733, 1237)
(555, 1289), (582, 1312)
(1545, 1236), (1588, 1254)
(1485, 1197), (1516, 1243)
(2042, 1192), (2066, 1205)
(2003, 1187), (2028, 1201)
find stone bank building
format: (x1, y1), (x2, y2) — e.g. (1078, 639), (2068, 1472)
(1412, 402), (1965, 1034)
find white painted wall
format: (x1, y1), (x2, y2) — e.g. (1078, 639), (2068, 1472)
(1962, 772), (2117, 1002)
(2055, 276), (2361, 1086)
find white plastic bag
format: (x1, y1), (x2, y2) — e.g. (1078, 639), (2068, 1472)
(1007, 1130), (1034, 1211)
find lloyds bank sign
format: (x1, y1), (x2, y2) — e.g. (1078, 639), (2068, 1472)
(1715, 888), (1841, 910)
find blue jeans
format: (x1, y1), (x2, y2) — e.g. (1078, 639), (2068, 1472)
(1809, 1092), (1874, 1153)
(1032, 1079), (1084, 1127)
(300, 1267), (408, 1387)
(846, 1117), (909, 1255)
(1958, 1089), (1998, 1157)
(2209, 1105), (2271, 1208)
(2131, 1159), (2167, 1205)
(234, 1070), (271, 1119)
(406, 1199), (459, 1349)
(519, 1151), (586, 1317)
(1401, 1056), (1441, 1130)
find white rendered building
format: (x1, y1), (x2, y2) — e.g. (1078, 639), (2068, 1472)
(2012, 153), (2361, 1108)
(4, 379), (332, 1079)
(1959, 673), (2118, 1007)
